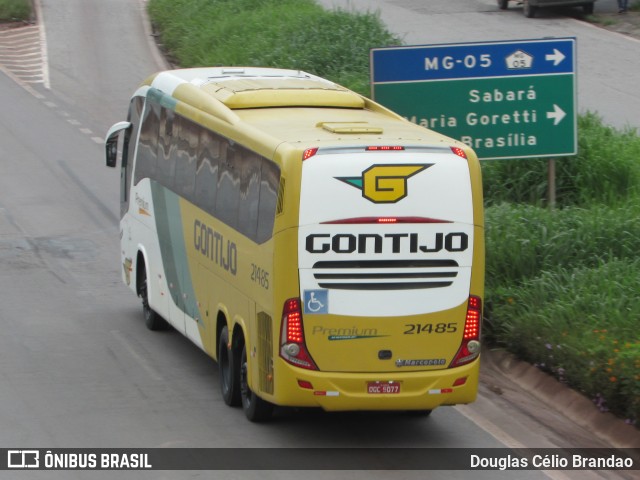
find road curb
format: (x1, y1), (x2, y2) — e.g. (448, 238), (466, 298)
(483, 348), (640, 450)
(138, 0), (171, 71)
(0, 0), (48, 89)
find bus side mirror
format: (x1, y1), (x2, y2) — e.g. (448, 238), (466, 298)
(105, 121), (132, 168)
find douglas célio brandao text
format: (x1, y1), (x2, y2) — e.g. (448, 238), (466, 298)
(470, 453), (635, 470)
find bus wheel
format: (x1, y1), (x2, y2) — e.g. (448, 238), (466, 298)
(497, 0), (508, 9)
(523, 0), (537, 17)
(240, 344), (274, 422)
(218, 325), (241, 406)
(139, 268), (166, 331)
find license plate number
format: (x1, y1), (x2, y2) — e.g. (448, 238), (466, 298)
(367, 381), (400, 394)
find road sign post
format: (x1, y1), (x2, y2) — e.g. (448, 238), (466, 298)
(548, 158), (557, 208)
(371, 38), (577, 161)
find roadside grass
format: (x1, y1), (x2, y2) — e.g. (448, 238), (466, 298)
(482, 112), (640, 208)
(483, 116), (640, 423)
(586, 16), (617, 27)
(483, 199), (640, 288)
(147, 0), (399, 96)
(148, 0), (639, 425)
(586, 1), (640, 28)
(0, 0), (31, 22)
(490, 259), (640, 423)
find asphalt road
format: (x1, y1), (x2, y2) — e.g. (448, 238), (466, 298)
(0, 0), (637, 478)
(0, 67), (552, 480)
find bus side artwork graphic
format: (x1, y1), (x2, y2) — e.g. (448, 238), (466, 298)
(105, 67), (484, 422)
(193, 218), (238, 275)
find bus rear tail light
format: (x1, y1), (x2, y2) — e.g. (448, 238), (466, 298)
(302, 148), (318, 160)
(280, 298), (318, 370)
(453, 376), (468, 387)
(450, 296), (482, 368)
(451, 146), (467, 159)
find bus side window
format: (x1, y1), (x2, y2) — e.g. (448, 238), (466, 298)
(237, 152), (262, 240)
(174, 116), (198, 202)
(215, 142), (240, 230)
(157, 108), (176, 190)
(257, 160), (280, 243)
(120, 97), (143, 217)
(195, 129), (219, 216)
(134, 100), (160, 185)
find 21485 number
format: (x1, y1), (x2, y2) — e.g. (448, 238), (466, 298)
(404, 323), (457, 335)
(250, 264), (269, 289)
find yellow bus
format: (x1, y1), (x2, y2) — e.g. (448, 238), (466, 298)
(105, 67), (485, 421)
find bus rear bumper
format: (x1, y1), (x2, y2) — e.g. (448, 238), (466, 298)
(269, 359), (480, 412)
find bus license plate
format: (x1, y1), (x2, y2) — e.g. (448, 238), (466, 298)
(367, 381), (400, 394)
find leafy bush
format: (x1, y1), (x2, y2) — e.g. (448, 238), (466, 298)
(489, 260), (640, 422)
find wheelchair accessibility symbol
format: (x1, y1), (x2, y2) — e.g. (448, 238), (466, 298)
(304, 290), (329, 314)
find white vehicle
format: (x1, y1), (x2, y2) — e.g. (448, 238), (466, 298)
(498, 0), (596, 17)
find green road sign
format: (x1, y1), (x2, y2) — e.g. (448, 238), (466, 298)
(371, 39), (577, 160)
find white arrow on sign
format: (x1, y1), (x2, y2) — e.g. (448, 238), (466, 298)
(545, 48), (566, 66)
(547, 104), (566, 125)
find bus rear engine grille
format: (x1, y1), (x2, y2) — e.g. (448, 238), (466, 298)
(311, 260), (458, 290)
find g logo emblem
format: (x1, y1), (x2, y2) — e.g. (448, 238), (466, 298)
(337, 164), (432, 203)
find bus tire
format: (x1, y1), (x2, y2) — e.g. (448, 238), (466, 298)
(523, 0), (537, 17)
(218, 325), (241, 406)
(139, 267), (167, 331)
(497, 0), (508, 9)
(240, 344), (274, 422)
